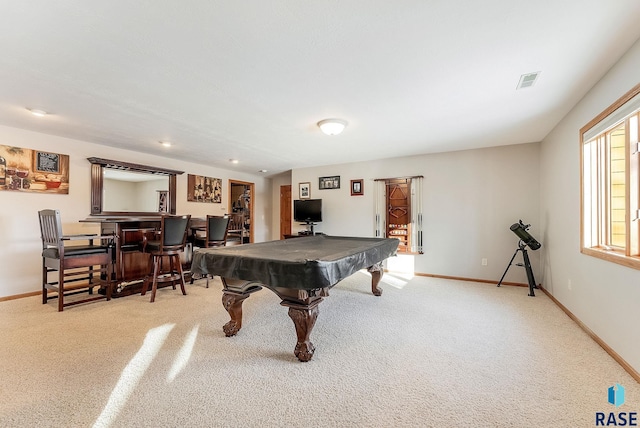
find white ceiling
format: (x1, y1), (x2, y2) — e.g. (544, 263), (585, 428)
(1, 1), (639, 176)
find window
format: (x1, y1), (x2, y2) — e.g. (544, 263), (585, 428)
(581, 83), (640, 268)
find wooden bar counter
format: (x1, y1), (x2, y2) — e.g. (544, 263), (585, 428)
(81, 216), (202, 297)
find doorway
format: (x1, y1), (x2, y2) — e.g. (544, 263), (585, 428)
(374, 176), (424, 254)
(386, 179), (411, 253)
(279, 185), (292, 239)
(229, 180), (254, 244)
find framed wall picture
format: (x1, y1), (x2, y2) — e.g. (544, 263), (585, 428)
(319, 175), (340, 190)
(187, 174), (222, 203)
(0, 145), (69, 193)
(299, 182), (310, 199)
(351, 179), (364, 196)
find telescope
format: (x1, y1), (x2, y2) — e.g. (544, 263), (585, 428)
(510, 220), (541, 250)
(498, 220), (541, 296)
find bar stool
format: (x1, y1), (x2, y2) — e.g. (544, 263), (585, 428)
(190, 215), (230, 287)
(140, 214), (191, 303)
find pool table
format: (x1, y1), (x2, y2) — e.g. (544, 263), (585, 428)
(191, 235), (399, 361)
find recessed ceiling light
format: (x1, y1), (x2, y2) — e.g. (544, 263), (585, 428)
(259, 169), (268, 173)
(229, 159), (239, 164)
(27, 108), (48, 117)
(159, 141), (172, 147)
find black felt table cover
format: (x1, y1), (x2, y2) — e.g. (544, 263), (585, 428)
(191, 235), (399, 289)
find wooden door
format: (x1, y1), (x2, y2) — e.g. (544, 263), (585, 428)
(229, 180), (254, 243)
(280, 185), (291, 239)
(386, 179), (411, 252)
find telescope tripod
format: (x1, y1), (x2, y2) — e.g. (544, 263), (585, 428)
(497, 241), (537, 296)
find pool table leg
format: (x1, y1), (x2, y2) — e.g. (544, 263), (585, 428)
(283, 299), (321, 362)
(221, 290), (251, 336)
(220, 278), (263, 336)
(368, 263), (384, 296)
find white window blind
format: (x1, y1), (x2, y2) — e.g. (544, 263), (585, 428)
(374, 180), (386, 238)
(410, 177), (423, 253)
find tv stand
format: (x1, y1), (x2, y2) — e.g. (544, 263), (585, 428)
(285, 227), (326, 239)
(299, 222), (317, 235)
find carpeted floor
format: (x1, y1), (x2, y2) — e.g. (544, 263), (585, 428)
(0, 273), (637, 427)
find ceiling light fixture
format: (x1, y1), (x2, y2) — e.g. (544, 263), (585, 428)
(229, 159), (239, 164)
(27, 108), (48, 117)
(318, 118), (348, 136)
(159, 141), (171, 147)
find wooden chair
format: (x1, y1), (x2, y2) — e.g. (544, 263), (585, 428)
(191, 215), (230, 287)
(140, 214), (191, 302)
(194, 215), (230, 248)
(38, 209), (114, 312)
(226, 213), (245, 245)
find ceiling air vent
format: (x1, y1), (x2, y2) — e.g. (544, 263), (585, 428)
(517, 71), (541, 90)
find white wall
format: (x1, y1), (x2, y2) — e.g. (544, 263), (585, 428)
(0, 125), (271, 297)
(540, 38), (640, 373)
(292, 142), (540, 284)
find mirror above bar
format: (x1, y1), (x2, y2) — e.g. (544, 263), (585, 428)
(88, 157), (184, 216)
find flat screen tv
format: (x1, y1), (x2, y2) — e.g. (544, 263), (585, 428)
(294, 199), (322, 223)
